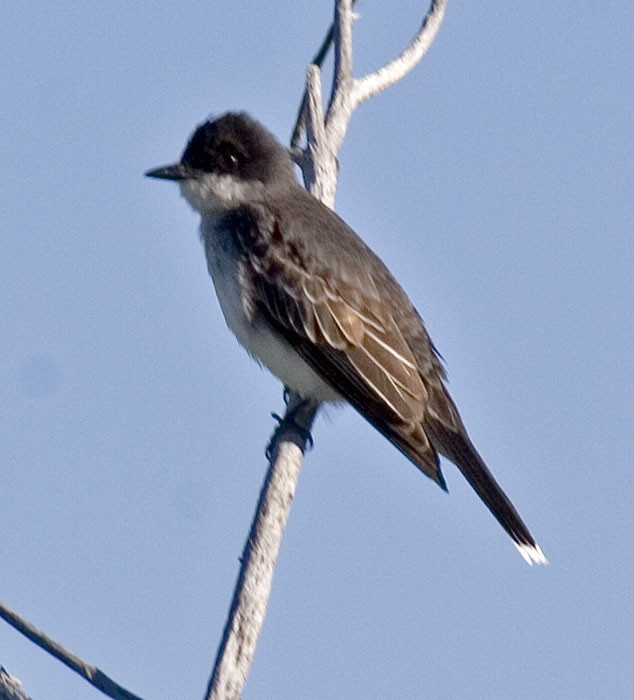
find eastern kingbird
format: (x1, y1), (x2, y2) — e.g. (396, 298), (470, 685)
(146, 112), (546, 565)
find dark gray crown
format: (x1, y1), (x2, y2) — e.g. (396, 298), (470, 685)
(181, 112), (295, 185)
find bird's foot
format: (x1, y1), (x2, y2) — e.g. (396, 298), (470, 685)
(265, 394), (316, 460)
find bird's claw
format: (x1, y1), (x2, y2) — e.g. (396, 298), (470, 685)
(266, 407), (314, 460)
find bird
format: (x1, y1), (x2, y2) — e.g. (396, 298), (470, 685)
(146, 112), (546, 565)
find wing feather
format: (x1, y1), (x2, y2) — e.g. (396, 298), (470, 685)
(231, 201), (451, 486)
(224, 199), (544, 553)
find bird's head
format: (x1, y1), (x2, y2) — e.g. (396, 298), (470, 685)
(146, 112), (296, 213)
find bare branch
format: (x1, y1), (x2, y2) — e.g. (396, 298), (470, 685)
(205, 396), (317, 700)
(290, 0), (359, 149)
(351, 0), (447, 108)
(290, 30), (333, 150)
(302, 66), (339, 208)
(0, 600), (144, 700)
(329, 0), (354, 113)
(324, 0), (356, 156)
(305, 65), (327, 152)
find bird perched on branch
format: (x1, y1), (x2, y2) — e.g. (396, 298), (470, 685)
(147, 112), (546, 565)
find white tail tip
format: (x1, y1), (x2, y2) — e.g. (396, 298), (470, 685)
(515, 541), (548, 566)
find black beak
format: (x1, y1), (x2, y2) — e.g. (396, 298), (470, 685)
(145, 163), (197, 180)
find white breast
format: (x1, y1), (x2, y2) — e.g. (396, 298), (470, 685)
(199, 215), (341, 403)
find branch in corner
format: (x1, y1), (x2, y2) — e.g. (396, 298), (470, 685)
(0, 598), (145, 700)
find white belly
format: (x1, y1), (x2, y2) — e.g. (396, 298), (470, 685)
(200, 217), (341, 402)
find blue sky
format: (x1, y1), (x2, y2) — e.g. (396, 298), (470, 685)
(1, 2), (632, 699)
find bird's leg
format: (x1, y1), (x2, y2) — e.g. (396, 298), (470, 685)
(266, 389), (318, 459)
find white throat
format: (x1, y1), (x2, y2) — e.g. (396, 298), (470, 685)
(179, 172), (266, 214)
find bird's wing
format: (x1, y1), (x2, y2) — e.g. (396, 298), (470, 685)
(229, 200), (451, 486)
(225, 198), (547, 563)
(225, 198), (545, 562)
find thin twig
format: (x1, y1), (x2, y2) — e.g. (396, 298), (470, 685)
(290, 27), (334, 150)
(0, 600), (144, 700)
(351, 0), (448, 107)
(324, 0), (356, 155)
(329, 0), (354, 111)
(290, 0), (358, 149)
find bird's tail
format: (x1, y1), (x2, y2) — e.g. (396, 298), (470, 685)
(426, 419), (547, 565)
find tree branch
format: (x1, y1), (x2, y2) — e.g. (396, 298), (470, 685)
(0, 599), (144, 700)
(290, 0), (359, 150)
(324, 0), (356, 158)
(351, 0), (448, 107)
(204, 397), (317, 700)
(302, 65), (339, 208)
(329, 0), (354, 113)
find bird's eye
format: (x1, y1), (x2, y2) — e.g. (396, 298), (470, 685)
(218, 143), (242, 173)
